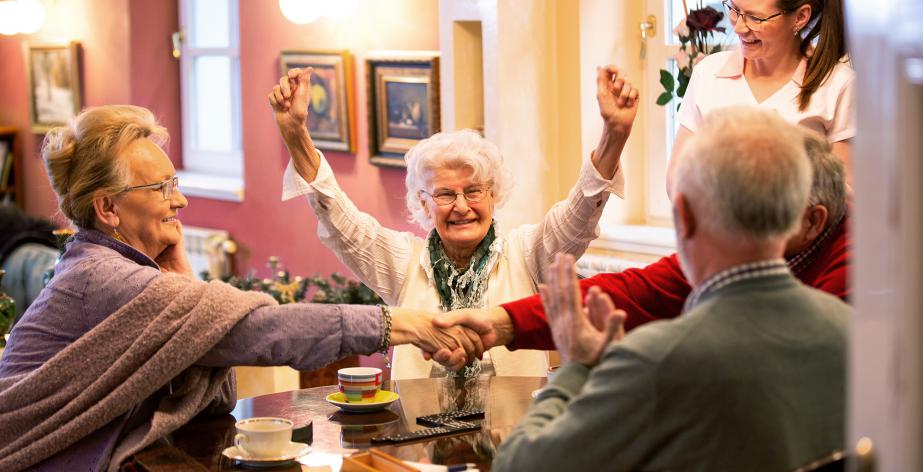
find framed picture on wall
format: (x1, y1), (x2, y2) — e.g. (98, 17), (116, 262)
(366, 53), (440, 168)
(280, 50), (356, 153)
(25, 42), (83, 134)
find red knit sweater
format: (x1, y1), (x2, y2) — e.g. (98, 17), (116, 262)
(503, 216), (850, 351)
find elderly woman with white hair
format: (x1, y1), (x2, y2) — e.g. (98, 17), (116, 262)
(270, 67), (639, 379)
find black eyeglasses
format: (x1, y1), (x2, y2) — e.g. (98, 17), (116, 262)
(420, 186), (490, 206)
(121, 176), (179, 201)
(723, 0), (789, 31)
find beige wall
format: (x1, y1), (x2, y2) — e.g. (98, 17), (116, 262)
(579, 0), (646, 226)
(440, 0), (648, 229)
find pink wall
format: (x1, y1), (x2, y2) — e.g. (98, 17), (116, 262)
(182, 0), (438, 279)
(1, 1), (440, 376)
(1, 0), (439, 280)
(0, 0), (179, 223)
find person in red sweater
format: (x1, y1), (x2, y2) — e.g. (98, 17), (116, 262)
(428, 128), (849, 356)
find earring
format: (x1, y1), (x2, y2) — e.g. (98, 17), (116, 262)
(793, 29), (800, 36)
(113, 227), (125, 243)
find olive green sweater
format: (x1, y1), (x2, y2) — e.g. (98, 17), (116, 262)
(494, 273), (849, 472)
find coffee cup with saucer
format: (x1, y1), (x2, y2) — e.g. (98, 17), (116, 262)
(222, 417), (310, 467)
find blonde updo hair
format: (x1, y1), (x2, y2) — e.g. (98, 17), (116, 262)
(42, 105), (168, 229)
(404, 129), (511, 230)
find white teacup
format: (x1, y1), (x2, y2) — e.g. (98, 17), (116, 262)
(234, 417), (293, 458)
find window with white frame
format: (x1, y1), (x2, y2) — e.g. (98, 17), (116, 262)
(177, 0), (244, 201)
(643, 0), (735, 222)
(583, 1), (737, 267)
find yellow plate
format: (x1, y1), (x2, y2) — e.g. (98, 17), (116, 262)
(326, 390), (400, 413)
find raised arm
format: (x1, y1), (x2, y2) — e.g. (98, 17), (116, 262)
(269, 67), (322, 182)
(590, 65), (639, 179)
(519, 67), (639, 281)
(270, 69), (413, 303)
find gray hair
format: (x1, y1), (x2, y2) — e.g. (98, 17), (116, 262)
(42, 105), (168, 229)
(404, 129), (511, 230)
(673, 106), (812, 241)
(802, 129), (847, 223)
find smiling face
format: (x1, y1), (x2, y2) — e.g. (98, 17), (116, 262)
(729, 0), (809, 64)
(113, 138), (188, 261)
(420, 165), (494, 257)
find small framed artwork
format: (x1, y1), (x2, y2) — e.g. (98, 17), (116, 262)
(25, 42), (83, 134)
(366, 53), (440, 168)
(280, 50), (356, 153)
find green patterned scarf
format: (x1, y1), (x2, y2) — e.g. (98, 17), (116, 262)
(427, 223), (497, 312)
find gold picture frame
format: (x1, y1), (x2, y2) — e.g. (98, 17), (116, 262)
(280, 50), (356, 153)
(366, 53), (440, 168)
(25, 42), (83, 134)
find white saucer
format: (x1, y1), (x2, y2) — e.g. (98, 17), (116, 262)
(221, 442), (310, 468)
(326, 390), (400, 412)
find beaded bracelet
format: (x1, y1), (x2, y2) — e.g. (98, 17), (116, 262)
(378, 305), (393, 368)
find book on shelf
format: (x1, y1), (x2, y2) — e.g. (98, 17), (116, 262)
(0, 140), (10, 192)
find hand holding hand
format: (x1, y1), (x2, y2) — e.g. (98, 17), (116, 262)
(596, 65), (639, 135)
(390, 308), (485, 371)
(539, 253), (626, 367)
(423, 307), (515, 370)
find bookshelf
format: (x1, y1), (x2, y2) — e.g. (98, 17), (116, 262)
(0, 127), (21, 209)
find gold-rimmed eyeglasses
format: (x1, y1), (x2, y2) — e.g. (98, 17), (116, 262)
(421, 186), (490, 206)
(722, 0), (789, 31)
(121, 176), (179, 201)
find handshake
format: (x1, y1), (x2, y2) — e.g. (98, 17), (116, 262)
(390, 305), (513, 372)
(391, 254), (627, 371)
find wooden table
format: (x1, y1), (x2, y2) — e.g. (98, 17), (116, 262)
(130, 376), (546, 471)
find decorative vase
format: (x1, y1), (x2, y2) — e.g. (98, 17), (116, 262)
(0, 269), (15, 347)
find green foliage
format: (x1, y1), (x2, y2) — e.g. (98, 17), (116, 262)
(201, 263), (383, 306)
(657, 3), (729, 109)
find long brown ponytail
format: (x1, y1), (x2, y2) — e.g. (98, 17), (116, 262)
(779, 0), (848, 111)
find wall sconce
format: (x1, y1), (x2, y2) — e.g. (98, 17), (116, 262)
(0, 0), (46, 36)
(278, 0), (359, 25)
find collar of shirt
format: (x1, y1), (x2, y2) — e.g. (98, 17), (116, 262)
(786, 214), (845, 275)
(683, 258), (790, 314)
(73, 228), (159, 269)
(716, 49), (808, 86)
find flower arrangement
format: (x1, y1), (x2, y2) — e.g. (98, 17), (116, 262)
(201, 256), (383, 306)
(657, 2), (728, 108)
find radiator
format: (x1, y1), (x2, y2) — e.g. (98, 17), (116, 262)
(182, 225), (236, 279)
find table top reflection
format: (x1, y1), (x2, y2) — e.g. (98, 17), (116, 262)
(132, 376), (546, 471)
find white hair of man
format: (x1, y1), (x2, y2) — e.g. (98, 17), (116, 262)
(404, 129), (512, 230)
(802, 129), (847, 223)
(673, 106), (813, 241)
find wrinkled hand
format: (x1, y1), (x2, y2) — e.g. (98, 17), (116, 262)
(390, 309), (485, 371)
(423, 307), (514, 371)
(596, 65), (639, 135)
(540, 254), (626, 367)
(155, 221), (194, 277)
(268, 67), (313, 135)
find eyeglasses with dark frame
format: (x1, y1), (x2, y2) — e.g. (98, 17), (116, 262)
(420, 186), (491, 206)
(120, 176), (180, 201)
(722, 0), (790, 31)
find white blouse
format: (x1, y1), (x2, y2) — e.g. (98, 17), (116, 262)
(282, 151), (624, 379)
(678, 49), (855, 143)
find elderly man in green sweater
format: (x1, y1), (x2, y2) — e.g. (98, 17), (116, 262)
(492, 106), (850, 472)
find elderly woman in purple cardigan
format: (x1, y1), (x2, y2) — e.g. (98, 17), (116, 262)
(0, 105), (480, 472)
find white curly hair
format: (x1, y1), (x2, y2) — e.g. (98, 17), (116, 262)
(404, 129), (512, 230)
